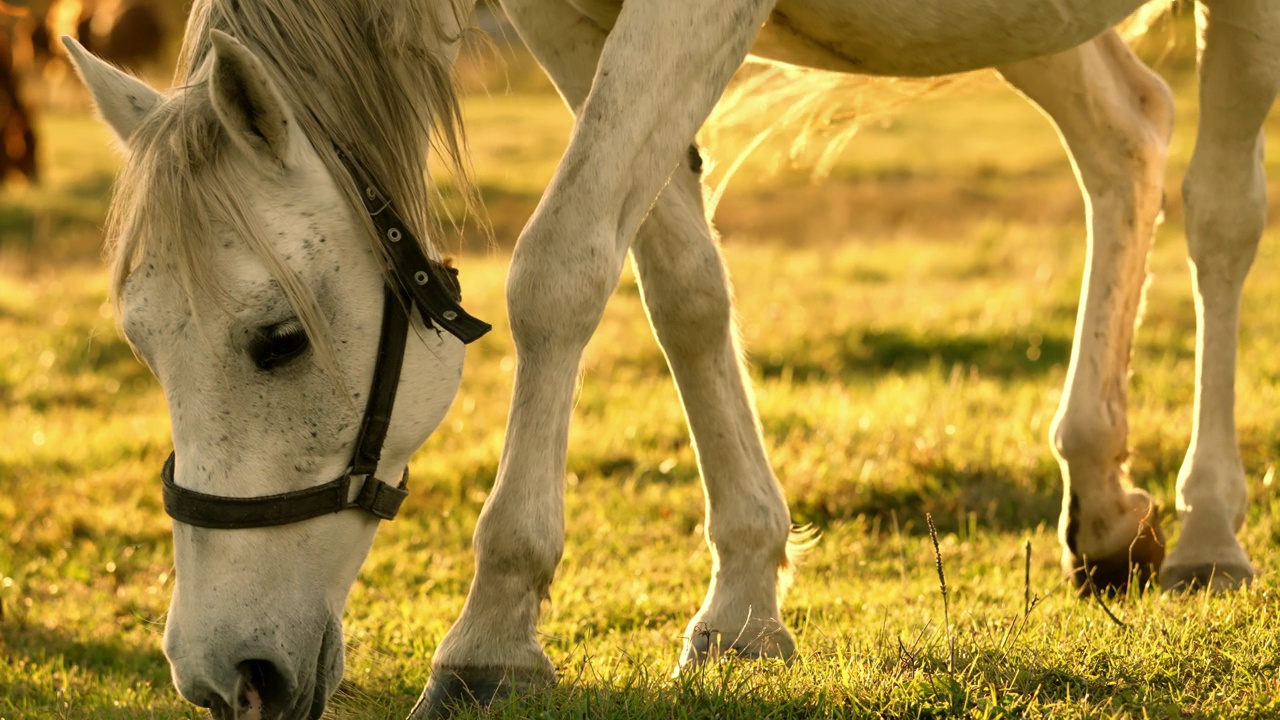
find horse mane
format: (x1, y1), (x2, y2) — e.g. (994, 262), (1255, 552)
(105, 0), (475, 380)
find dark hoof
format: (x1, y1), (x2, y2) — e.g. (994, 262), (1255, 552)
(1160, 562), (1255, 594)
(1066, 516), (1166, 597)
(408, 663), (553, 720)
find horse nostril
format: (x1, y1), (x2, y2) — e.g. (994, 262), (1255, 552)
(238, 659), (292, 716)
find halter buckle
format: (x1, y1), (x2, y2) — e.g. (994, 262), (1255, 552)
(348, 468), (411, 521)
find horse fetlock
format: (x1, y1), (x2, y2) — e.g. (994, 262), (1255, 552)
(410, 657), (555, 720)
(473, 527), (562, 591)
(1050, 408), (1128, 470)
(1059, 485), (1160, 553)
(1177, 459), (1249, 532)
(709, 491), (791, 545)
(433, 546), (557, 678)
(1061, 487), (1165, 596)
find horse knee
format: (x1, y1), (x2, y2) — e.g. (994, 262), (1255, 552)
(1183, 144), (1266, 281)
(506, 226), (621, 356)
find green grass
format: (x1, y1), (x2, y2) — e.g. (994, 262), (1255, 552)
(3, 47), (1280, 719)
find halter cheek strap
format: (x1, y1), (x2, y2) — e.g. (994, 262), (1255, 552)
(338, 147), (491, 345)
(162, 287), (411, 529)
(160, 151), (490, 530)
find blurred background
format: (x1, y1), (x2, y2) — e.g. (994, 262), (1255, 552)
(0, 0), (1246, 268)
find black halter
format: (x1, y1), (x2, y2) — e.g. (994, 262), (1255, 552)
(159, 152), (490, 530)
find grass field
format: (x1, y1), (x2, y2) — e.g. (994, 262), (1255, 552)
(4, 31), (1280, 719)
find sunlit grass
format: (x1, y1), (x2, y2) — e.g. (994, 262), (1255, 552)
(6, 225), (1280, 717)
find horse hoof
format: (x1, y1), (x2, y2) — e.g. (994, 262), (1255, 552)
(1160, 561), (1254, 594)
(407, 662), (554, 720)
(1065, 514), (1166, 597)
(673, 622), (795, 676)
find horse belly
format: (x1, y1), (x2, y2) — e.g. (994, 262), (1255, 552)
(753, 0), (1150, 76)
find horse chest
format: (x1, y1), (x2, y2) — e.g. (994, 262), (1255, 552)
(754, 0), (1151, 76)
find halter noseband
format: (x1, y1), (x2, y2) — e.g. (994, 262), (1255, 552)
(159, 151), (490, 530)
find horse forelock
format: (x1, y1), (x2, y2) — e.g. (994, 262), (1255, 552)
(106, 0), (477, 384)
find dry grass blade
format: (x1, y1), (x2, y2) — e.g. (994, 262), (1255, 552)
(926, 513), (954, 674)
(1084, 560), (1130, 630)
(1024, 538), (1032, 618)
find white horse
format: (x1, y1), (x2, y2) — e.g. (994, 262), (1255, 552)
(65, 0), (1275, 718)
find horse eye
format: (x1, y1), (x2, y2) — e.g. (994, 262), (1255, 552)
(250, 320), (310, 371)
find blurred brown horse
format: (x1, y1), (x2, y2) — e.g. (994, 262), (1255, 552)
(14, 0), (166, 74)
(0, 3), (37, 184)
(0, 0), (167, 183)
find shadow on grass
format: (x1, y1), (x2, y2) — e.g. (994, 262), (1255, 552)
(0, 172), (115, 257)
(0, 623), (187, 719)
(747, 313), (1198, 386)
(64, 173), (117, 203)
(0, 203), (44, 252)
(787, 457), (1063, 536)
(1, 622), (171, 694)
(366, 651), (1191, 720)
(2, 622), (168, 677)
(365, 669), (850, 720)
(754, 327), (1073, 383)
(552, 447), (1066, 537)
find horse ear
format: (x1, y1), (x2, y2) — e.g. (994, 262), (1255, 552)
(61, 36), (160, 145)
(208, 29), (297, 167)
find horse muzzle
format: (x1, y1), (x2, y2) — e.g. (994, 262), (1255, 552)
(171, 616), (342, 720)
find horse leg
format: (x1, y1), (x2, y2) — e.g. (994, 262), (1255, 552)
(489, 0), (795, 668)
(629, 152), (797, 669)
(1161, 0), (1278, 592)
(412, 1), (776, 717)
(997, 32), (1173, 594)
